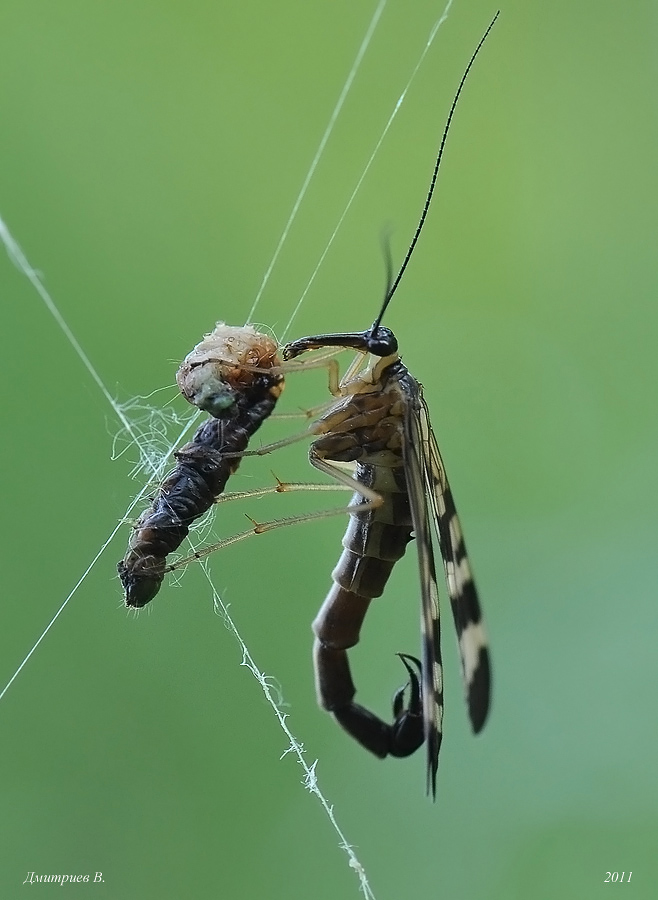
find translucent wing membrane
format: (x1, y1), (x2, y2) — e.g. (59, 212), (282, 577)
(401, 384), (491, 795)
(402, 395), (444, 797)
(418, 394), (491, 733)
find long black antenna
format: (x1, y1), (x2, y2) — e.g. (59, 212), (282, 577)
(371, 10), (500, 334)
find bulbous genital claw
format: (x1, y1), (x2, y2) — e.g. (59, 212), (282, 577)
(389, 653), (424, 758)
(322, 647), (425, 760)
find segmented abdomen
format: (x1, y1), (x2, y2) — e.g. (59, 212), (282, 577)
(118, 394), (277, 607)
(312, 463), (413, 711)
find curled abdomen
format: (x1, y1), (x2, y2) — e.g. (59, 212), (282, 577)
(313, 464), (413, 715)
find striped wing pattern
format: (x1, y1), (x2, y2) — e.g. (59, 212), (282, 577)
(402, 394), (444, 797)
(420, 393), (491, 733)
(403, 382), (491, 796)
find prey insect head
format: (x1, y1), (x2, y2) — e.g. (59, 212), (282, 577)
(177, 322), (283, 417)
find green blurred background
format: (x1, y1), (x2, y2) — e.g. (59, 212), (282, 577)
(1, 1), (656, 898)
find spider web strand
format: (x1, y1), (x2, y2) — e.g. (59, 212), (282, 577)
(281, 0), (454, 340)
(206, 569), (377, 899)
(244, 0), (388, 326)
(0, 215), (147, 453)
(0, 223), (379, 897)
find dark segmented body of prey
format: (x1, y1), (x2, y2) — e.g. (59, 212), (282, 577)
(283, 328), (490, 796)
(118, 324), (284, 608)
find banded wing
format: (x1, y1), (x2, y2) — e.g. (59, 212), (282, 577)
(402, 388), (444, 798)
(403, 381), (491, 796)
(418, 389), (491, 734)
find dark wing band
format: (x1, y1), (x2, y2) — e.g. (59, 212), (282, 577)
(402, 392), (444, 798)
(418, 392), (491, 734)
